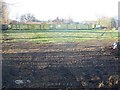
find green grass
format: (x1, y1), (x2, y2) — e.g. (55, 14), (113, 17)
(2, 29), (118, 43)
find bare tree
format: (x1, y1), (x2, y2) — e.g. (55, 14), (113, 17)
(20, 13), (36, 22)
(0, 0), (2, 23)
(0, 0), (9, 24)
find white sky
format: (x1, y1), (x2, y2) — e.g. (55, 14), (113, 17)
(5, 0), (119, 22)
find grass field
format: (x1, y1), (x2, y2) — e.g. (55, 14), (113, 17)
(2, 29), (118, 43)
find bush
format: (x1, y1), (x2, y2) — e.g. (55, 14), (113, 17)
(1, 24), (9, 30)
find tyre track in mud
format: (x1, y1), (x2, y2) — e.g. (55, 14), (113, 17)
(2, 41), (119, 88)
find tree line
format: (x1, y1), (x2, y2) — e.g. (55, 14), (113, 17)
(1, 0), (118, 29)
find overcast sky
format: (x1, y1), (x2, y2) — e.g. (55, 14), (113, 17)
(5, 0), (119, 22)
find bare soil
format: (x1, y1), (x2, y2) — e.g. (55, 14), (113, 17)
(2, 40), (120, 89)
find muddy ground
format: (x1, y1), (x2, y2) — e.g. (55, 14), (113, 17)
(2, 40), (120, 89)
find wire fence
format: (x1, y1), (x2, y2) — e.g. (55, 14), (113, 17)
(10, 24), (93, 30)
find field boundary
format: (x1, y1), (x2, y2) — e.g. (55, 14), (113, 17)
(10, 24), (93, 30)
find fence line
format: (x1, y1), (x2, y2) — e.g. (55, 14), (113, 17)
(10, 24), (93, 30)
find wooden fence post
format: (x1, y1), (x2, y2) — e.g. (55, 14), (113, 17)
(76, 24), (78, 30)
(66, 24), (68, 30)
(40, 24), (41, 30)
(18, 24), (20, 30)
(27, 24), (29, 30)
(16, 24), (17, 30)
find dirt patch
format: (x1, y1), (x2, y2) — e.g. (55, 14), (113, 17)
(2, 40), (120, 89)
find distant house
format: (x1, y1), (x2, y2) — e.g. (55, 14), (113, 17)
(52, 17), (64, 24)
(62, 18), (73, 24)
(10, 20), (19, 24)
